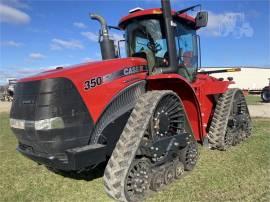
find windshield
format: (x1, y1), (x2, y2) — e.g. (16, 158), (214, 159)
(126, 19), (168, 67)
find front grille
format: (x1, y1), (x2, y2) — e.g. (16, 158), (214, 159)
(11, 78), (94, 155)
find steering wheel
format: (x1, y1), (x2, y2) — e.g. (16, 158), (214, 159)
(147, 42), (162, 53)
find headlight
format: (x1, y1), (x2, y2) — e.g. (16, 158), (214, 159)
(10, 117), (64, 131)
(10, 118), (25, 130)
(35, 117), (64, 130)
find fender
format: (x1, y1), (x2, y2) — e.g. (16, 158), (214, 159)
(89, 80), (146, 155)
(147, 74), (203, 141)
(192, 74), (233, 135)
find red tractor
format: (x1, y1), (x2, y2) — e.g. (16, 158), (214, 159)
(10, 0), (251, 201)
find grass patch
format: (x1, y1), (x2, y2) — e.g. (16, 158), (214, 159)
(1, 112), (270, 202)
(245, 95), (262, 105)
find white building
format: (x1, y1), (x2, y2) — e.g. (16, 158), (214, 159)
(200, 68), (270, 90)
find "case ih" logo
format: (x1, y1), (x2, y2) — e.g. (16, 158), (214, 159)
(84, 65), (147, 91)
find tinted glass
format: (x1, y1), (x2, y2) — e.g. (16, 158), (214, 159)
(126, 19), (169, 68)
(175, 22), (198, 81)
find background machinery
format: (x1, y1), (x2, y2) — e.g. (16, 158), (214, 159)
(261, 78), (270, 102)
(0, 78), (17, 102)
(10, 0), (252, 201)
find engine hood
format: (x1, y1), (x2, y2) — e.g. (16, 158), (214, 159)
(16, 57), (148, 124)
(19, 57), (147, 83)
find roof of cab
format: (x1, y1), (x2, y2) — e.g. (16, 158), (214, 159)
(119, 8), (195, 29)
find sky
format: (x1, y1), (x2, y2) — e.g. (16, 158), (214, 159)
(0, 0), (269, 84)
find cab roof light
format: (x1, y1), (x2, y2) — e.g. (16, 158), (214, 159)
(129, 7), (144, 13)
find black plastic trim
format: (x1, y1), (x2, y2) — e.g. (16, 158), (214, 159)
(11, 78), (94, 156)
(90, 81), (146, 146)
(17, 143), (107, 171)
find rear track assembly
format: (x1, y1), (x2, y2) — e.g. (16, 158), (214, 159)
(208, 88), (252, 150)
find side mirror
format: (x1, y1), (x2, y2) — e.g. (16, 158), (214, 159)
(195, 11), (208, 28)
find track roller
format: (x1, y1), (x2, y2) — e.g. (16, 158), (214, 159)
(150, 171), (165, 191)
(179, 139), (198, 171)
(164, 164), (175, 185)
(173, 160), (184, 179)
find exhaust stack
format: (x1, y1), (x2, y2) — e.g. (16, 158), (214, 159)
(160, 0), (178, 73)
(90, 14), (116, 60)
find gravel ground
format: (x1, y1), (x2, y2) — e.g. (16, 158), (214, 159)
(248, 104), (270, 118)
(0, 102), (11, 113)
(0, 101), (269, 118)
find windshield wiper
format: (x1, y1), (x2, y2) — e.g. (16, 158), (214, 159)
(175, 4), (201, 16)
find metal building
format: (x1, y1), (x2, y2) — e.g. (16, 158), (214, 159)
(201, 68), (270, 90)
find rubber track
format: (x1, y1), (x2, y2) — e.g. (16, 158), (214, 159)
(103, 90), (175, 202)
(208, 88), (250, 150)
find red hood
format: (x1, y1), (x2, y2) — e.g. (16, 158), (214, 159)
(19, 57), (147, 83)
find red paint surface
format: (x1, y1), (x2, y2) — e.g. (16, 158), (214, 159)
(147, 74), (203, 141)
(119, 8), (195, 29)
(147, 73), (232, 140)
(192, 74), (232, 136)
(20, 58), (148, 123)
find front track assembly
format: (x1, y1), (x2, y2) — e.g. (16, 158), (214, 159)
(104, 91), (198, 202)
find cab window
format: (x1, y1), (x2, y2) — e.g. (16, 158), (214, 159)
(175, 22), (198, 81)
(126, 19), (169, 70)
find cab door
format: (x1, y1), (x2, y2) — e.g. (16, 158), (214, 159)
(175, 22), (199, 81)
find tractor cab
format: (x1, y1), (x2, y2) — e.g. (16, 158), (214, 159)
(119, 6), (207, 81)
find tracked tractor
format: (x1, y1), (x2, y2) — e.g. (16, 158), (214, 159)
(10, 0), (251, 201)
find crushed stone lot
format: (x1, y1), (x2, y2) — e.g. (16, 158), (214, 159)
(248, 103), (270, 118)
(0, 102), (11, 113)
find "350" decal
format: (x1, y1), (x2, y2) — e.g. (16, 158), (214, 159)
(83, 65), (147, 91)
(84, 77), (103, 90)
